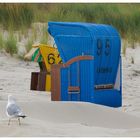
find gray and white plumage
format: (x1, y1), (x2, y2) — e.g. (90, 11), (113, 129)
(6, 95), (26, 125)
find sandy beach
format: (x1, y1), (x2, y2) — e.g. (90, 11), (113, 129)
(0, 47), (140, 137)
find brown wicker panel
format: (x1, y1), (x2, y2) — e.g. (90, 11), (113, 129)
(37, 72), (47, 91)
(30, 72), (39, 90)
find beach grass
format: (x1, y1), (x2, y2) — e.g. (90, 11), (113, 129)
(0, 3), (140, 55)
(0, 4), (34, 30)
(0, 32), (4, 50)
(25, 38), (34, 52)
(4, 31), (17, 55)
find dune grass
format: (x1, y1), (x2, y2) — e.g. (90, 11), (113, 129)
(4, 32), (17, 55)
(25, 38), (34, 52)
(0, 32), (4, 50)
(0, 3), (140, 41)
(0, 3), (140, 56)
(0, 4), (34, 29)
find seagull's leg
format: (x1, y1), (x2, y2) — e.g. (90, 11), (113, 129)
(18, 118), (21, 125)
(8, 119), (11, 125)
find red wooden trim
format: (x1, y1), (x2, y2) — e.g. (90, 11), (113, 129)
(63, 55), (94, 67)
(51, 65), (61, 101)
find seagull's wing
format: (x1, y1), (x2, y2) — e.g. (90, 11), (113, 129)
(7, 103), (22, 117)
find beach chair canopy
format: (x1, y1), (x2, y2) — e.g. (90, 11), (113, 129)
(48, 22), (121, 86)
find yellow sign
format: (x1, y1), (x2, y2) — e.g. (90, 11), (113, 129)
(39, 44), (62, 73)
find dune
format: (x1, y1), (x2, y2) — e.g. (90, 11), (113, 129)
(1, 47), (140, 136)
(0, 99), (140, 137)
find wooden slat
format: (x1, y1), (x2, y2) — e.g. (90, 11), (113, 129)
(68, 86), (80, 92)
(51, 65), (61, 101)
(30, 72), (39, 90)
(95, 84), (114, 90)
(37, 72), (47, 91)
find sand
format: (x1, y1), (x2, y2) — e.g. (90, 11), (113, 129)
(0, 47), (140, 137)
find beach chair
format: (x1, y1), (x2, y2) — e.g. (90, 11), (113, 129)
(48, 22), (122, 107)
(24, 44), (62, 91)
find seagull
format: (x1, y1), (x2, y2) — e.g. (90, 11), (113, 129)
(6, 95), (27, 125)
